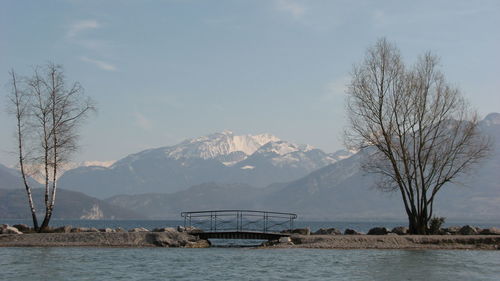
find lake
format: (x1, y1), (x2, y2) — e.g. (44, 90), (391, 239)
(1, 247), (499, 281)
(2, 219), (500, 280)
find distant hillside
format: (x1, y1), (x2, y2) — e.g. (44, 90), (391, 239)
(0, 163), (40, 190)
(0, 188), (144, 219)
(107, 182), (265, 218)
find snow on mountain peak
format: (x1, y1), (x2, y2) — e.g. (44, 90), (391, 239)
(257, 140), (301, 156)
(164, 131), (280, 160)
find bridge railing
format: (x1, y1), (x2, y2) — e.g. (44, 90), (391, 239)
(181, 210), (297, 234)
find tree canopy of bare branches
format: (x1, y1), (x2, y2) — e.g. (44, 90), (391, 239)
(6, 63), (96, 231)
(345, 38), (491, 234)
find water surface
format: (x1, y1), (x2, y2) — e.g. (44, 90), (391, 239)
(1, 247), (499, 281)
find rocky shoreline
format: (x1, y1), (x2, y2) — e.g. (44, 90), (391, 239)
(1, 224), (499, 249)
(0, 224), (209, 248)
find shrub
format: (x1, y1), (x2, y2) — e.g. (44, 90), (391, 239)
(429, 217), (446, 234)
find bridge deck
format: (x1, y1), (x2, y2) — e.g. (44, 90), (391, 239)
(196, 231), (289, 241)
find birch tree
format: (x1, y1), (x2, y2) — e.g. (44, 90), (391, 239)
(7, 70), (39, 230)
(345, 38), (491, 234)
(6, 63), (95, 231)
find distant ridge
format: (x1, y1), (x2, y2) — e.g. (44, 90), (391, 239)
(0, 188), (143, 219)
(59, 131), (350, 198)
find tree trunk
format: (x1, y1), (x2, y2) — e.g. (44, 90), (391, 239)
(39, 212), (53, 232)
(408, 213), (428, 234)
(11, 71), (39, 231)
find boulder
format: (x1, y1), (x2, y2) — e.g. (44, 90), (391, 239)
(391, 226), (409, 235)
(279, 237), (292, 243)
(129, 227), (149, 232)
(177, 226), (203, 234)
(443, 226), (460, 235)
(153, 227), (177, 233)
(99, 228), (115, 233)
(71, 227), (89, 233)
(1, 226), (23, 234)
(13, 224), (31, 232)
(53, 226), (73, 233)
(344, 228), (362, 235)
(480, 227), (500, 235)
(115, 227), (126, 233)
(458, 225), (478, 235)
(313, 228), (341, 235)
(182, 226), (203, 234)
(285, 228), (310, 235)
(149, 231), (208, 248)
(40, 227), (56, 233)
(367, 227), (389, 235)
(87, 228), (100, 233)
(0, 224), (8, 234)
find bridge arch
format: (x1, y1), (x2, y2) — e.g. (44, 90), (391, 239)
(181, 210), (298, 240)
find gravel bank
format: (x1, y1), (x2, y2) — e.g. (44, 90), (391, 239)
(265, 234), (500, 250)
(2, 233), (499, 250)
(0, 232), (210, 248)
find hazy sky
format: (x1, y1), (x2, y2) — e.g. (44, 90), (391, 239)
(1, 0), (499, 166)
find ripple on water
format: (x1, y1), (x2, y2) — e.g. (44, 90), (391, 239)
(0, 248), (499, 281)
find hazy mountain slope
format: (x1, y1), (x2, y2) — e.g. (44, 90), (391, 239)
(259, 113), (500, 220)
(0, 188), (144, 219)
(0, 163), (40, 190)
(102, 161), (405, 220)
(106, 183), (264, 219)
(59, 131), (340, 198)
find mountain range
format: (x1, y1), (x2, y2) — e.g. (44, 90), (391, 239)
(106, 113), (500, 221)
(58, 130), (349, 198)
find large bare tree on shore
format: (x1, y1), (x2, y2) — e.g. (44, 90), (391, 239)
(345, 38), (491, 234)
(7, 63), (95, 231)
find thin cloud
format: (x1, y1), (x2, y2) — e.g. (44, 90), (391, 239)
(158, 95), (183, 109)
(275, 0), (305, 19)
(134, 112), (153, 131)
(322, 76), (350, 103)
(67, 19), (100, 38)
(80, 56), (117, 71)
(372, 9), (387, 27)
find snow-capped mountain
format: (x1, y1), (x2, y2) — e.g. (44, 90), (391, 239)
(115, 130), (279, 168)
(164, 130), (279, 163)
(59, 131), (343, 198)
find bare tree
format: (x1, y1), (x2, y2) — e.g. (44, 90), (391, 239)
(345, 38), (491, 234)
(6, 63), (95, 231)
(7, 70), (39, 230)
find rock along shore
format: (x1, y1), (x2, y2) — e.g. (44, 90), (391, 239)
(0, 230), (210, 248)
(1, 224), (499, 249)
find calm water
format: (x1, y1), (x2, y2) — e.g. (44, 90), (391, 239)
(0, 247), (499, 281)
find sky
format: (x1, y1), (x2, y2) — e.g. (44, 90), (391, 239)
(1, 0), (499, 166)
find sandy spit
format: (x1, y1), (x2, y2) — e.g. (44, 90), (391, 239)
(0, 232), (210, 248)
(264, 234), (500, 250)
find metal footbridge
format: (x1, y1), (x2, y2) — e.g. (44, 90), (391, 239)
(181, 210), (297, 240)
